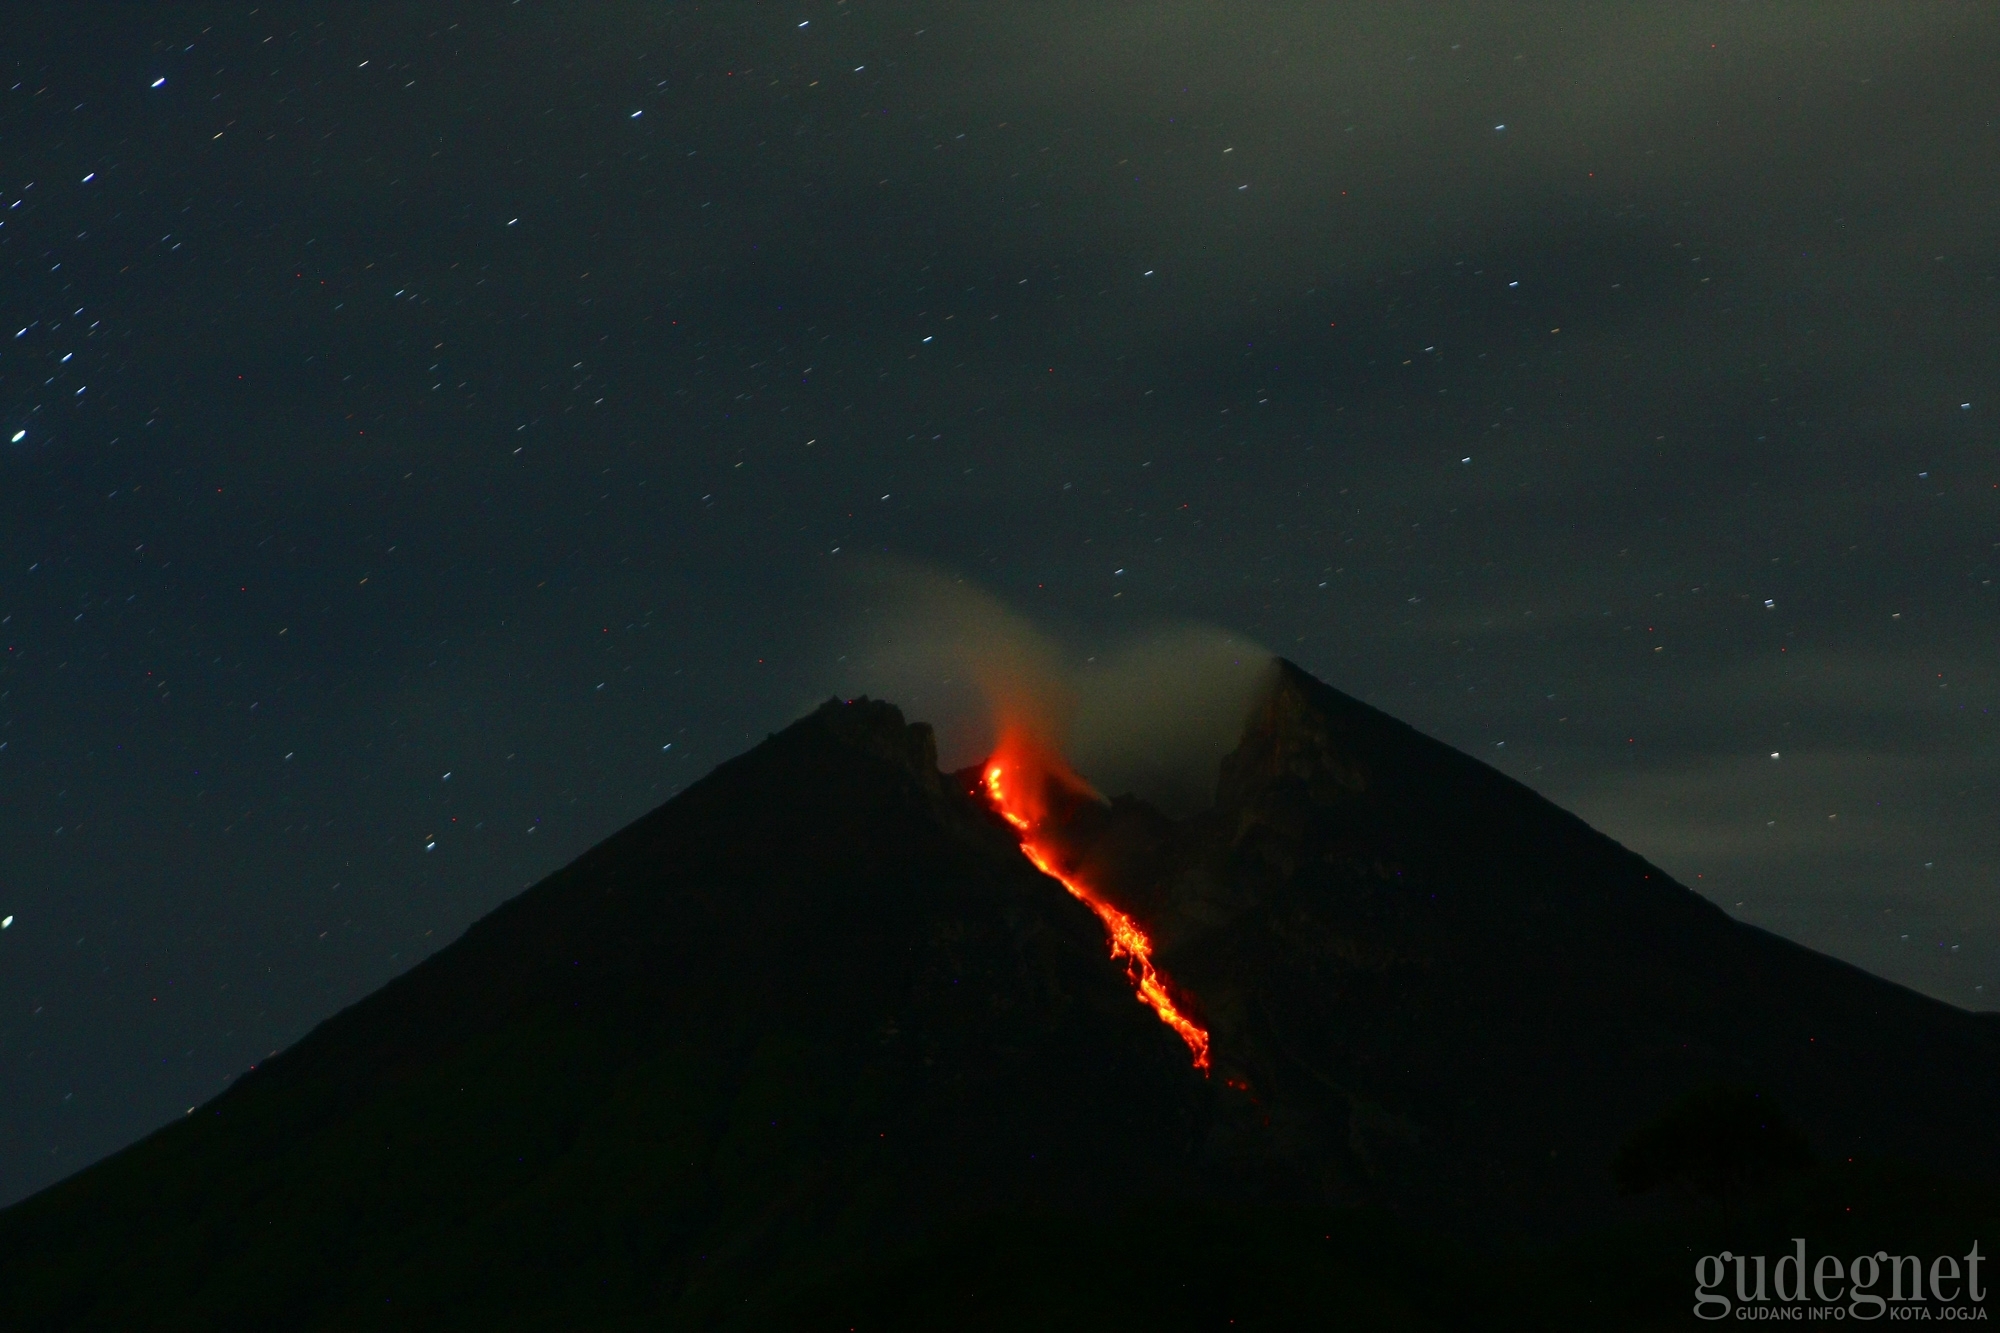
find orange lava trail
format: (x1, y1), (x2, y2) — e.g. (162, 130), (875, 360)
(985, 758), (1211, 1073)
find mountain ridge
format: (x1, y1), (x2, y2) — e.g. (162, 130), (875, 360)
(0, 665), (1992, 1328)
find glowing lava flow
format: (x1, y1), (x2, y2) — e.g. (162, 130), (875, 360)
(983, 744), (1211, 1073)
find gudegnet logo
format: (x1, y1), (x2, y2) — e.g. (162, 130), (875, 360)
(1694, 1239), (1987, 1320)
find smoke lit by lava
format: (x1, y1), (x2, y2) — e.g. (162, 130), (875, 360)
(835, 565), (1272, 1073)
(980, 725), (1212, 1073)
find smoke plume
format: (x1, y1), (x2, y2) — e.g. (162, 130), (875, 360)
(838, 563), (1274, 812)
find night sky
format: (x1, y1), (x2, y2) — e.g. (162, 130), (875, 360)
(2, 1), (1995, 1207)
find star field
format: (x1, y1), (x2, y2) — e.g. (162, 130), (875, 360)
(0, 0), (1995, 1205)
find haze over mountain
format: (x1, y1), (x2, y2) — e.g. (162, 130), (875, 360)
(1, 662), (1993, 1328)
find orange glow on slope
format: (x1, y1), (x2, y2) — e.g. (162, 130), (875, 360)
(983, 731), (1211, 1073)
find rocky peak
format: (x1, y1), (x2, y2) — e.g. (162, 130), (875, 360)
(1214, 659), (1370, 812)
(804, 695), (945, 795)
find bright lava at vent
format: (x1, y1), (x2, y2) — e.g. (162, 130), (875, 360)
(983, 733), (1211, 1073)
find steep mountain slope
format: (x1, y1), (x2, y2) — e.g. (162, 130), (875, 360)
(1, 666), (1993, 1329)
(1046, 661), (2000, 1230)
(0, 700), (1229, 1329)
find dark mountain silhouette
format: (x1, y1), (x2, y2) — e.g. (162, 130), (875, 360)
(1038, 661), (2000, 1230)
(1, 661), (1993, 1329)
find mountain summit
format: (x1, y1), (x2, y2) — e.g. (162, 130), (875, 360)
(1040, 661), (2000, 1225)
(2, 662), (1994, 1328)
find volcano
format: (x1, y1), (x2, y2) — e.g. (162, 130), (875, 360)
(3, 661), (1996, 1330)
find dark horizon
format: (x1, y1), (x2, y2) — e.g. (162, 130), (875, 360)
(2, 0), (1995, 1209)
